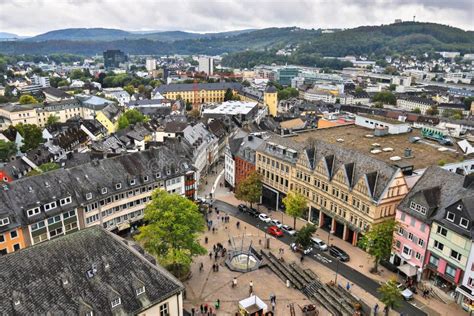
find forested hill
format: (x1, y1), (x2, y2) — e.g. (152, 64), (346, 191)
(0, 22), (472, 59)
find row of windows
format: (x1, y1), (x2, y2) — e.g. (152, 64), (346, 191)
(30, 210), (77, 232)
(429, 255), (457, 279)
(104, 209), (145, 229)
(260, 168), (289, 188)
(26, 196), (73, 217)
(0, 230), (18, 243)
(258, 155), (290, 173)
(395, 242), (423, 261)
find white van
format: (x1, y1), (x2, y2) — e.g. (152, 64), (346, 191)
(310, 237), (328, 251)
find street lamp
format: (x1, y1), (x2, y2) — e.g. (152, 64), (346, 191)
(334, 258), (340, 284)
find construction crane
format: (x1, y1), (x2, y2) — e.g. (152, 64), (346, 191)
(193, 79), (199, 111)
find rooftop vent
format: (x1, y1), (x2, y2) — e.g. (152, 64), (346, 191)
(86, 264), (98, 279)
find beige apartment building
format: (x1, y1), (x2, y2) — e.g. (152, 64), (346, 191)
(257, 136), (408, 245)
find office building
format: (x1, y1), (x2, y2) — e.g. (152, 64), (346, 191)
(103, 50), (128, 70)
(198, 56), (214, 76)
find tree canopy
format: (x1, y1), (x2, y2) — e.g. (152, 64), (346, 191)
(378, 278), (402, 314)
(372, 91), (396, 105)
(117, 109), (146, 130)
(26, 162), (60, 177)
(282, 191), (307, 229)
(358, 219), (398, 273)
(295, 224), (317, 250)
(0, 140), (16, 162)
(46, 115), (60, 126)
(135, 190), (206, 278)
(19, 94), (39, 104)
(235, 171), (262, 209)
(11, 123), (44, 152)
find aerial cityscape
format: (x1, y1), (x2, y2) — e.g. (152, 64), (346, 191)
(0, 1), (473, 315)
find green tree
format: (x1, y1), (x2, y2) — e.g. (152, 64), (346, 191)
(235, 171), (262, 209)
(224, 88), (234, 101)
(135, 190), (206, 278)
(294, 224), (317, 249)
(0, 140), (16, 162)
(185, 101), (193, 111)
(373, 102), (384, 109)
(372, 91), (396, 105)
(14, 124), (43, 152)
(26, 162), (60, 176)
(123, 84), (135, 96)
(57, 79), (69, 87)
(378, 279), (402, 315)
(117, 115), (130, 130)
(426, 106), (439, 116)
(46, 115), (60, 126)
(123, 109), (146, 125)
(358, 219), (398, 273)
(463, 97), (474, 108)
(354, 86), (364, 94)
(412, 108), (421, 114)
(19, 94), (38, 104)
(282, 191), (307, 229)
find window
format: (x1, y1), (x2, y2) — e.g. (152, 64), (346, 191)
(418, 239), (425, 247)
(111, 298), (121, 308)
(410, 217), (416, 227)
(86, 193), (93, 200)
(63, 209), (76, 219)
(409, 201), (426, 215)
(10, 230), (18, 239)
(400, 213), (406, 222)
(13, 244), (20, 251)
(398, 227), (405, 236)
(0, 217), (10, 227)
(85, 311), (93, 316)
(101, 187), (108, 194)
(60, 196), (72, 206)
(395, 240), (401, 248)
(450, 250), (462, 261)
(31, 221), (45, 231)
(445, 265), (456, 278)
(420, 223), (426, 232)
(47, 215), (61, 225)
(402, 246), (412, 256)
(437, 226), (447, 237)
(408, 232), (414, 241)
(27, 207), (41, 217)
(460, 218), (469, 229)
(0, 234), (4, 243)
(130, 179), (136, 186)
(446, 211), (455, 222)
(143, 176), (149, 182)
(116, 183), (122, 190)
(159, 303), (169, 316)
(44, 202), (57, 212)
(49, 227), (63, 238)
(434, 240), (444, 251)
(415, 252), (422, 260)
(429, 255), (439, 267)
(136, 286), (145, 296)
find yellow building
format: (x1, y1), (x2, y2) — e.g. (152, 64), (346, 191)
(0, 103), (39, 126)
(156, 82), (241, 104)
(95, 104), (122, 134)
(256, 136), (408, 246)
(264, 86), (278, 116)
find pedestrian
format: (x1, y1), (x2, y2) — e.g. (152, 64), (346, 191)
(216, 264), (219, 272)
(215, 299), (220, 309)
(209, 307), (213, 316)
(204, 236), (208, 244)
(200, 262), (204, 272)
(204, 304), (208, 313)
(212, 227), (215, 233)
(272, 300), (275, 311)
(346, 281), (351, 291)
(200, 304), (204, 314)
(383, 306), (388, 315)
(209, 252), (212, 260)
(249, 280), (254, 295)
(228, 239), (231, 246)
(300, 255), (304, 263)
(232, 277), (237, 288)
(191, 307), (195, 316)
(214, 252), (218, 261)
(213, 244), (216, 252)
(236, 221), (240, 229)
(221, 216), (224, 222)
(374, 303), (379, 315)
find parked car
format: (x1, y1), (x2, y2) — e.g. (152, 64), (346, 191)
(248, 208), (260, 217)
(270, 219), (283, 228)
(290, 243), (313, 255)
(238, 204), (249, 212)
(258, 213), (271, 223)
(281, 225), (297, 236)
(328, 245), (350, 262)
(310, 237), (328, 251)
(267, 225), (284, 237)
(391, 281), (414, 300)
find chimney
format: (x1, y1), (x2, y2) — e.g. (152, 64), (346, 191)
(463, 173), (474, 188)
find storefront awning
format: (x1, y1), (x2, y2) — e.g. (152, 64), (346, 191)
(398, 263), (417, 277)
(456, 285), (474, 301)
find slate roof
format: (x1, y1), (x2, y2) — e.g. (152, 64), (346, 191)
(100, 103), (122, 122)
(42, 87), (72, 99)
(156, 82), (242, 94)
(0, 226), (184, 315)
(397, 166), (466, 224)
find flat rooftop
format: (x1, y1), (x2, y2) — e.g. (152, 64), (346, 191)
(202, 101), (258, 115)
(356, 113), (408, 125)
(292, 125), (464, 170)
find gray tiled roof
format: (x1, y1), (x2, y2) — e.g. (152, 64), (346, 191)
(0, 226), (183, 314)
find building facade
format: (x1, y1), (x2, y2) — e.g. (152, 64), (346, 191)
(155, 83), (242, 104)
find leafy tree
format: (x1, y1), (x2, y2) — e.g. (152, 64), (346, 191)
(373, 102), (384, 109)
(282, 191), (307, 229)
(372, 91), (396, 105)
(224, 88), (234, 101)
(463, 97), (474, 109)
(46, 115), (60, 126)
(294, 224), (317, 249)
(26, 162), (60, 176)
(185, 100), (193, 111)
(19, 94), (39, 104)
(135, 190), (206, 277)
(358, 219), (398, 273)
(188, 109), (200, 118)
(378, 279), (402, 315)
(388, 84), (396, 91)
(57, 79), (69, 87)
(412, 108), (421, 114)
(426, 106), (439, 116)
(13, 124), (43, 152)
(354, 86), (364, 94)
(0, 140), (16, 161)
(117, 115), (130, 130)
(123, 84), (135, 95)
(242, 80), (251, 87)
(235, 171), (262, 209)
(277, 87), (299, 100)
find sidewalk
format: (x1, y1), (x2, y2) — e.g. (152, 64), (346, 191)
(214, 191), (465, 316)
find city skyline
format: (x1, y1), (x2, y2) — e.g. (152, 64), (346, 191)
(0, 0), (473, 36)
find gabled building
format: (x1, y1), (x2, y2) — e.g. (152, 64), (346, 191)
(96, 103), (122, 134)
(0, 226), (184, 315)
(425, 174), (474, 305)
(235, 134), (265, 188)
(391, 167), (468, 281)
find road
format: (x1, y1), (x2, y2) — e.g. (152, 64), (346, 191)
(213, 199), (427, 316)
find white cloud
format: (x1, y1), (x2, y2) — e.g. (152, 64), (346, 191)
(0, 0), (472, 36)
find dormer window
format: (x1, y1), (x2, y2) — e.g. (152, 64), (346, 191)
(86, 193), (92, 200)
(460, 217), (469, 229)
(457, 204), (463, 211)
(27, 207), (41, 217)
(409, 201), (426, 215)
(44, 202), (57, 212)
(115, 183), (122, 190)
(60, 196), (72, 206)
(155, 172), (161, 178)
(111, 298), (121, 308)
(101, 188), (108, 195)
(0, 217), (10, 227)
(446, 211), (455, 222)
(130, 179), (136, 186)
(85, 311), (93, 316)
(136, 286), (145, 296)
(143, 176), (149, 182)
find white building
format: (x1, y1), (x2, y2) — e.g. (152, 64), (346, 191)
(103, 88), (131, 106)
(355, 114), (411, 134)
(31, 75), (50, 88)
(146, 58), (157, 72)
(396, 97), (436, 114)
(198, 56), (214, 76)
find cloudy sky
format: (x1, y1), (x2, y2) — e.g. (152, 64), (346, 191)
(1, 0), (473, 36)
